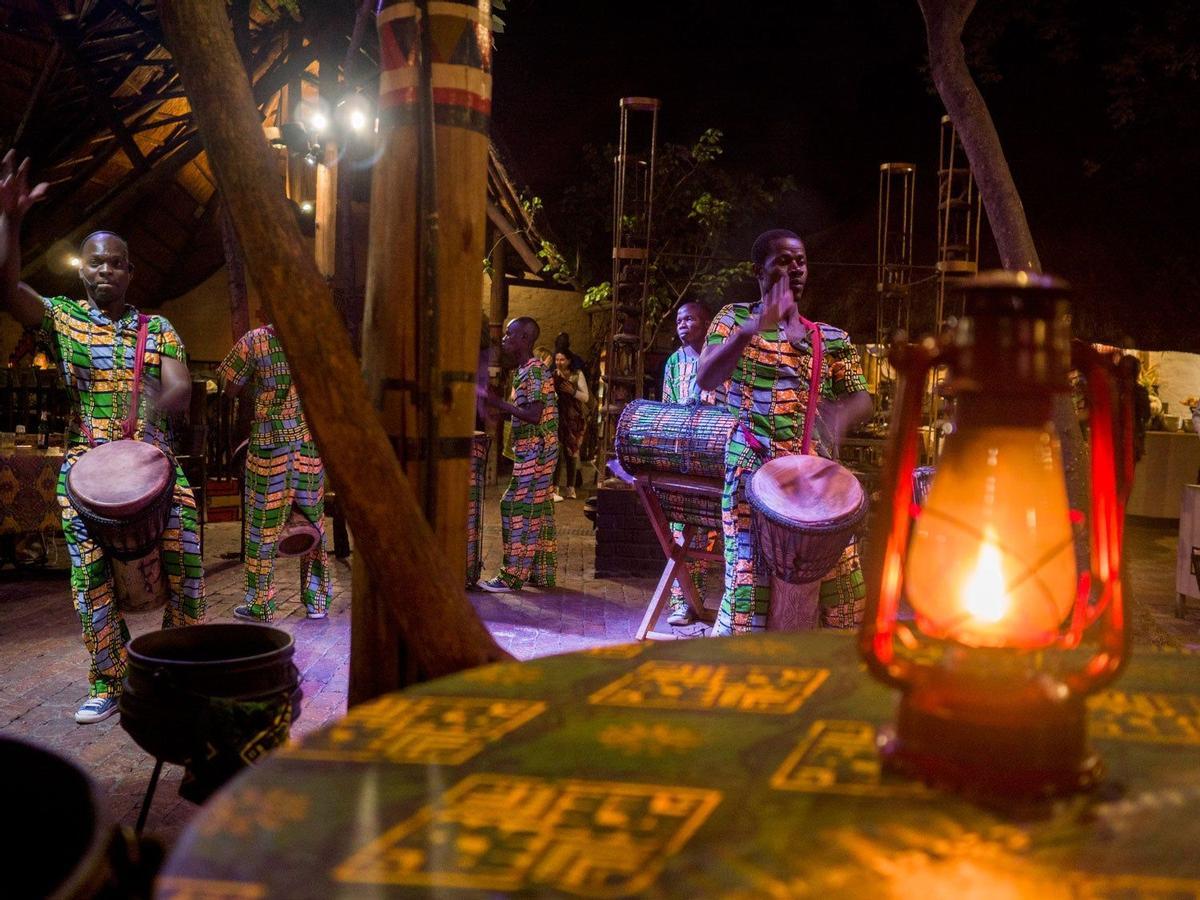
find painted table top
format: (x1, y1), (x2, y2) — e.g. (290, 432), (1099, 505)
(158, 632), (1200, 898)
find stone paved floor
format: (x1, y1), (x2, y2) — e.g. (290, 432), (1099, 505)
(0, 497), (1196, 855)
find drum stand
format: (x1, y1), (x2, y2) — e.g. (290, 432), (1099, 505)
(628, 472), (722, 640)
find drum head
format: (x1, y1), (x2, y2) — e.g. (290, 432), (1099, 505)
(67, 440), (173, 518)
(751, 456), (865, 526)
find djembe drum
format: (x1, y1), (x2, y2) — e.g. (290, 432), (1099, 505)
(276, 508), (322, 558)
(748, 455), (868, 585)
(66, 439), (173, 612)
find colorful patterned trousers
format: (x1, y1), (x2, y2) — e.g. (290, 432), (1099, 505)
(668, 522), (720, 616)
(57, 445), (205, 699)
(713, 436), (865, 636)
(497, 429), (558, 589)
(242, 441), (330, 618)
(467, 432), (489, 587)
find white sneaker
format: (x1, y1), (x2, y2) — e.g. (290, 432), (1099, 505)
(564, 487), (576, 499)
(551, 492), (564, 502)
(75, 696), (119, 724)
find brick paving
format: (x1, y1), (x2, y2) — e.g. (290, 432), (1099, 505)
(0, 495), (1196, 856)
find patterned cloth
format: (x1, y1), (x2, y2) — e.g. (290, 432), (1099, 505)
(467, 432), (489, 587)
(39, 295), (204, 699)
(219, 328), (329, 618)
(706, 303), (869, 634)
(662, 346), (720, 619)
(496, 359), (558, 589)
(216, 326), (311, 448)
(241, 442), (330, 618)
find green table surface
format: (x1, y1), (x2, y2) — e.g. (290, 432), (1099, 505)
(157, 632), (1200, 899)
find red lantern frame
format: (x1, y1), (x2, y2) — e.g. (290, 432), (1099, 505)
(859, 272), (1136, 797)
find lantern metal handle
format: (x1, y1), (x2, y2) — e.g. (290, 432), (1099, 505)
(859, 339), (943, 687)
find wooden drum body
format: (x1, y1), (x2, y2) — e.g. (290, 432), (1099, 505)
(66, 439), (174, 611)
(748, 455), (867, 585)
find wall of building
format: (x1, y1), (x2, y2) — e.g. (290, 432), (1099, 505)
(487, 276), (588, 355)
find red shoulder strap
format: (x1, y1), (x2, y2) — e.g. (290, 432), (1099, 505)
(797, 316), (823, 456)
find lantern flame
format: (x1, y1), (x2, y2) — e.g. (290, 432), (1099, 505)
(962, 529), (1009, 624)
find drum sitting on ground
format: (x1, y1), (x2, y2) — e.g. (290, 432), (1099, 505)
(615, 400), (739, 529)
(66, 439), (174, 611)
(748, 455), (868, 585)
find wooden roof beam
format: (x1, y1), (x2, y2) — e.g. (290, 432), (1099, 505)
(35, 0), (149, 171)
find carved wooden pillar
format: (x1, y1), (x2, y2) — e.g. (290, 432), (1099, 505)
(352, 0), (492, 703)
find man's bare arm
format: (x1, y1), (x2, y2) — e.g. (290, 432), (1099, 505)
(478, 385), (543, 425)
(696, 328), (755, 391)
(156, 356), (193, 415)
(0, 153), (48, 328)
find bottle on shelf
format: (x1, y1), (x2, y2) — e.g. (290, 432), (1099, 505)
(36, 409), (51, 450)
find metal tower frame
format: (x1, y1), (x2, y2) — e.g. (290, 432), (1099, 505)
(596, 97), (660, 481)
(876, 162), (917, 345)
(930, 114), (983, 459)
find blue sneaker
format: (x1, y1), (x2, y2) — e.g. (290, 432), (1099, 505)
(75, 696), (118, 724)
(234, 605), (270, 622)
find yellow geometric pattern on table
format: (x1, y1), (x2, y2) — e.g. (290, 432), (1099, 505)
(197, 787), (310, 839)
(1090, 691), (1200, 744)
(332, 773), (722, 898)
(596, 722), (704, 758)
(281, 695), (547, 765)
(770, 719), (931, 798)
(156, 877), (267, 900)
(582, 643), (646, 660)
(460, 661), (546, 685)
(588, 661), (829, 714)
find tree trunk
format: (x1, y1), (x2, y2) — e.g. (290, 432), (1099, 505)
(918, 0), (1039, 272)
(918, 0), (1089, 551)
(219, 200), (250, 342)
(158, 0), (510, 685)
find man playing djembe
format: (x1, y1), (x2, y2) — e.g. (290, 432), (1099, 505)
(219, 324), (330, 622)
(697, 229), (872, 635)
(0, 153), (204, 723)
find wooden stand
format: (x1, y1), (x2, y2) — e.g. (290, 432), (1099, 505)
(625, 470), (722, 640)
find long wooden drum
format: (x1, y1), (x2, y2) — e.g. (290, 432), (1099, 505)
(748, 455), (867, 585)
(615, 400), (737, 530)
(615, 400), (738, 481)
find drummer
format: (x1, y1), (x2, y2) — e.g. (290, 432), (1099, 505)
(218, 322), (330, 622)
(0, 153), (204, 723)
(478, 316), (559, 592)
(662, 301), (719, 626)
(697, 229), (872, 635)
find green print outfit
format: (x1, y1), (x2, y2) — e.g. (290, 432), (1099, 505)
(42, 295), (205, 700)
(706, 302), (868, 635)
(218, 326), (330, 620)
(494, 358), (558, 589)
(661, 344), (720, 620)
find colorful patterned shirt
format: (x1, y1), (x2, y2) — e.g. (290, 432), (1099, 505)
(662, 346), (703, 404)
(510, 358), (558, 439)
(39, 295), (184, 451)
(217, 326), (311, 447)
(705, 302), (868, 457)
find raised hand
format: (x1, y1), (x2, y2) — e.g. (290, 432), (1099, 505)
(0, 152), (49, 225)
(747, 273), (796, 336)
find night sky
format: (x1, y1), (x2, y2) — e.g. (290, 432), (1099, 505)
(489, 1), (1200, 347)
